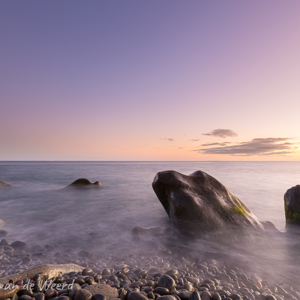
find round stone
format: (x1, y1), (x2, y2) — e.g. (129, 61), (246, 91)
(153, 287), (170, 295)
(34, 293), (45, 300)
(200, 291), (212, 300)
(128, 291), (148, 300)
(158, 275), (176, 290)
(10, 241), (27, 251)
(157, 296), (177, 300)
(45, 289), (59, 299)
(82, 269), (94, 276)
(74, 290), (92, 300)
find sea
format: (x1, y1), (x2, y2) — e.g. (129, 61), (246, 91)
(0, 161), (300, 283)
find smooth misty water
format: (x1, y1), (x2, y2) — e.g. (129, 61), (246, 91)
(1, 161), (300, 282)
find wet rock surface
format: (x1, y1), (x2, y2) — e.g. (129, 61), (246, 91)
(152, 170), (264, 233)
(284, 185), (300, 225)
(68, 179), (102, 188)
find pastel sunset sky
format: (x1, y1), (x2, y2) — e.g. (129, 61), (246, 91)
(1, 1), (300, 161)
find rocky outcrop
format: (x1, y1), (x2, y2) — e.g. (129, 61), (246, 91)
(0, 181), (11, 188)
(284, 185), (300, 225)
(0, 263), (84, 284)
(152, 170), (264, 234)
(68, 178), (102, 188)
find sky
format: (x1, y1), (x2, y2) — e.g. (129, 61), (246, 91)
(1, 0), (300, 161)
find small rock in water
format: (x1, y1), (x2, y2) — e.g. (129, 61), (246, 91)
(10, 241), (27, 251)
(0, 238), (9, 246)
(68, 179), (102, 188)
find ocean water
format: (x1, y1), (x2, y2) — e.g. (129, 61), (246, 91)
(1, 161), (300, 282)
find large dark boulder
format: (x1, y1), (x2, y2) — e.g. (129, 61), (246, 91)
(152, 170), (264, 233)
(68, 178), (102, 188)
(284, 185), (300, 225)
(0, 181), (11, 188)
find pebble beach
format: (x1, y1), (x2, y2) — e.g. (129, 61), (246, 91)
(1, 231), (300, 300)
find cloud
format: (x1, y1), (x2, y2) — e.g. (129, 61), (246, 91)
(190, 139), (200, 142)
(201, 142), (231, 147)
(193, 138), (297, 156)
(203, 129), (237, 138)
(162, 138), (174, 142)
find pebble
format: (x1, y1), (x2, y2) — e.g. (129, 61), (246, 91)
(158, 275), (176, 290)
(74, 290), (92, 300)
(128, 291), (148, 300)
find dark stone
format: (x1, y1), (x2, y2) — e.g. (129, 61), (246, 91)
(0, 238), (9, 246)
(284, 185), (300, 224)
(165, 270), (178, 280)
(74, 290), (92, 300)
(152, 170), (264, 233)
(157, 275), (176, 291)
(68, 179), (102, 188)
(34, 294), (45, 300)
(0, 181), (11, 188)
(188, 292), (201, 300)
(128, 292), (148, 300)
(82, 268), (94, 276)
(211, 293), (221, 300)
(157, 296), (178, 300)
(229, 294), (242, 300)
(11, 241), (27, 251)
(83, 284), (118, 300)
(19, 296), (32, 300)
(68, 284), (82, 299)
(92, 295), (107, 300)
(147, 292), (155, 299)
(45, 289), (59, 299)
(58, 297), (70, 300)
(178, 291), (192, 300)
(19, 285), (34, 297)
(265, 296), (276, 300)
(153, 287), (170, 295)
(22, 256), (32, 265)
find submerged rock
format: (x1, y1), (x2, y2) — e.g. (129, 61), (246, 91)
(68, 178), (102, 188)
(284, 185), (300, 225)
(152, 170), (264, 234)
(0, 181), (11, 188)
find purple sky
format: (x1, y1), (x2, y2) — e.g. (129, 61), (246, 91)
(1, 1), (300, 160)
